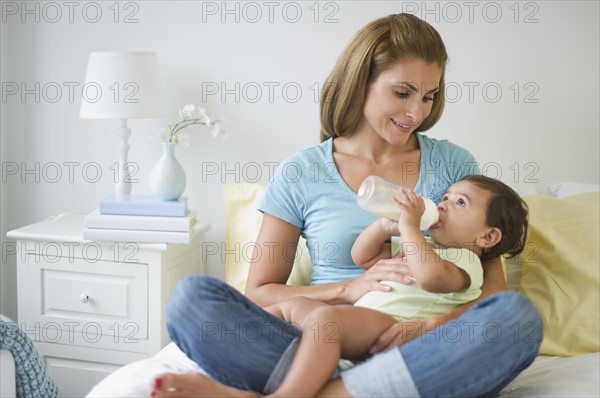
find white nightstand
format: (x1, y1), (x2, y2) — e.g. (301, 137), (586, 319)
(7, 214), (210, 397)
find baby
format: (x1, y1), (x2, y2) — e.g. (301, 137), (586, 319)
(153, 174), (528, 398)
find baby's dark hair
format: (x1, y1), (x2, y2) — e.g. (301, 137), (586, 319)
(460, 175), (529, 261)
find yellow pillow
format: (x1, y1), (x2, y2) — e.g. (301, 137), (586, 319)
(222, 183), (312, 293)
(519, 193), (600, 356)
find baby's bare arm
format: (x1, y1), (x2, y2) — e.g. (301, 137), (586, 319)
(352, 219), (397, 269)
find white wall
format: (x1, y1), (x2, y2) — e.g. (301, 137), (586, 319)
(1, 1), (599, 319)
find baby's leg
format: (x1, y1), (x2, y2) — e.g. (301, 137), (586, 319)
(271, 305), (398, 398)
(326, 306), (399, 361)
(265, 296), (330, 323)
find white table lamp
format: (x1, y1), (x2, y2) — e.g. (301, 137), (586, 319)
(80, 51), (165, 197)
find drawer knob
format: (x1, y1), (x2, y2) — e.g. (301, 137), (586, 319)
(80, 294), (90, 304)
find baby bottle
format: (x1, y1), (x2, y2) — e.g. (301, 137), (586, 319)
(357, 175), (439, 230)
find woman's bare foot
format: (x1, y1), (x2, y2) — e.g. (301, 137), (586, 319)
(152, 372), (260, 398)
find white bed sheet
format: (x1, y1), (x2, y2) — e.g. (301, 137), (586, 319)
(88, 343), (600, 397)
(498, 352), (600, 397)
(87, 343), (204, 397)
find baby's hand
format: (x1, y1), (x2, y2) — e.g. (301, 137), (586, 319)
(393, 188), (425, 231)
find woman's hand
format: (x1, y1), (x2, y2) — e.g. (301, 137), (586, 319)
(344, 254), (414, 303)
(368, 314), (443, 354)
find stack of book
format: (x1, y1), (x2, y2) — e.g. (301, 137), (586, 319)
(83, 195), (197, 244)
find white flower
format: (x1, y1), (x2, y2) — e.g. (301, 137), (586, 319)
(173, 131), (190, 148)
(179, 104), (195, 119)
(152, 127), (170, 143)
(197, 107), (211, 125)
(210, 123), (221, 138)
(154, 104), (226, 147)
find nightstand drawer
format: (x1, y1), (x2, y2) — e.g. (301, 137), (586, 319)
(36, 341), (147, 398)
(22, 255), (148, 340)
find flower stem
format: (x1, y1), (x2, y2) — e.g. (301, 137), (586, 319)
(169, 119), (212, 141)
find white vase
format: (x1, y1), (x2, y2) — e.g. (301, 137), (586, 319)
(150, 142), (186, 201)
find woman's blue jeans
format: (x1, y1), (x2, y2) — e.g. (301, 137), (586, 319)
(167, 275), (542, 397)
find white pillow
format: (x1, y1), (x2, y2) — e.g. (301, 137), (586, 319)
(549, 182), (600, 198)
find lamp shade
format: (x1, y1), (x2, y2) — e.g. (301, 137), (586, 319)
(80, 51), (165, 119)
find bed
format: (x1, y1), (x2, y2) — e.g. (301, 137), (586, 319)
(87, 182), (599, 397)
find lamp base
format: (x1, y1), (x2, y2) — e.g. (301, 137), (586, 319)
(115, 119), (132, 197)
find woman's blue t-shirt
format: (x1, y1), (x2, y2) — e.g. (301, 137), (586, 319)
(257, 134), (480, 285)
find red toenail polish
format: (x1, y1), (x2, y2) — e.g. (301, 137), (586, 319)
(150, 392), (156, 397)
(154, 378), (163, 389)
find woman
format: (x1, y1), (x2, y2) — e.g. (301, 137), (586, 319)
(155, 13), (542, 397)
